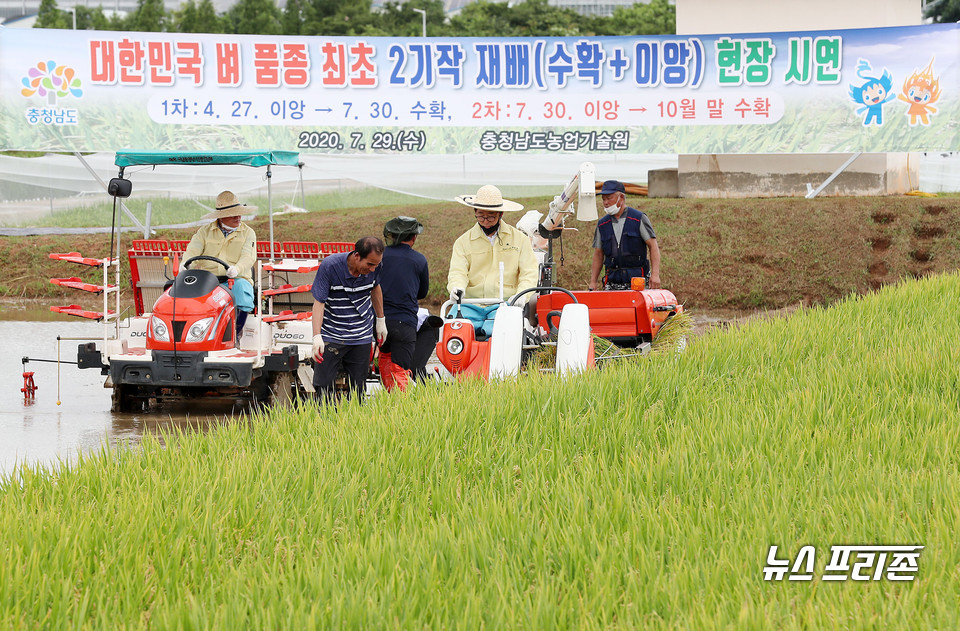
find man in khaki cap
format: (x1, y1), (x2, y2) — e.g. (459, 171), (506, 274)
(447, 185), (538, 302)
(378, 216), (429, 392)
(183, 191), (257, 339)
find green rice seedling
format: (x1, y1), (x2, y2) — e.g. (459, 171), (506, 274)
(521, 338), (557, 373)
(649, 309), (692, 355)
(590, 332), (621, 361)
(525, 330), (660, 372)
(4, 273), (960, 628)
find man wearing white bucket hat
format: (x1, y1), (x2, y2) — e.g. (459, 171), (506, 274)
(447, 185), (538, 302)
(183, 191), (257, 339)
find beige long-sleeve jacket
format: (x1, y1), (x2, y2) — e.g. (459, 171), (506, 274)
(447, 222), (538, 300)
(182, 221), (257, 284)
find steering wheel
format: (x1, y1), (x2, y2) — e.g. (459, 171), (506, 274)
(183, 255), (230, 273)
(507, 286), (578, 306)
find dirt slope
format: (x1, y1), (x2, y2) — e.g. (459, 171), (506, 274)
(3, 195), (958, 314)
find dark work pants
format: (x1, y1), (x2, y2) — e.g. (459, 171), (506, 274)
(380, 320), (417, 369)
(312, 342), (370, 400)
(605, 266), (647, 287)
(412, 324), (440, 382)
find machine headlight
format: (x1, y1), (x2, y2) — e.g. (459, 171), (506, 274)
(185, 317), (214, 343)
(150, 316), (169, 342)
(446, 338), (464, 355)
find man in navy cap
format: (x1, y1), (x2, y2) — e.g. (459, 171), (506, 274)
(588, 180), (661, 291)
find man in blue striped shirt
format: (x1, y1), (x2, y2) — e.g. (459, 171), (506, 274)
(311, 236), (388, 400)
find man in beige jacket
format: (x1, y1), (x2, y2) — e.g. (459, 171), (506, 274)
(447, 185), (539, 303)
(183, 191), (257, 338)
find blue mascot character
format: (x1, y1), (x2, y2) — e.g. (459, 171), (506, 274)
(849, 59), (895, 126)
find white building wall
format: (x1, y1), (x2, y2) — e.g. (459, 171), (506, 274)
(677, 0), (918, 34)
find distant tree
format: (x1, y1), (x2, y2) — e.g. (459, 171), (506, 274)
(447, 0), (590, 37)
(32, 0), (678, 36)
(446, 0), (516, 36)
(508, 0), (582, 36)
(106, 10), (127, 29)
(313, 0), (377, 35)
(925, 0), (960, 22)
(282, 0), (320, 35)
(174, 0), (224, 33)
(124, 0), (169, 31)
(34, 0), (70, 29)
(224, 0), (282, 34)
(377, 0), (445, 37)
(601, 0), (676, 35)
(312, 0), (362, 20)
(75, 5), (111, 29)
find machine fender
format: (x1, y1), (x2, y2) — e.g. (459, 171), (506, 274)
(556, 303), (593, 376)
(488, 305), (523, 380)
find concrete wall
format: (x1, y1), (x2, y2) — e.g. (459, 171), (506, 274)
(677, 0), (919, 34)
(677, 153), (921, 198)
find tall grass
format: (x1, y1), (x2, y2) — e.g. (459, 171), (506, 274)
(3, 273), (960, 628)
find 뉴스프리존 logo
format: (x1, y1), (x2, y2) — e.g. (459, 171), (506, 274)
(20, 60), (82, 126)
(763, 544), (923, 582)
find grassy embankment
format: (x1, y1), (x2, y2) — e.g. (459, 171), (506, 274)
(2, 193), (959, 314)
(2, 271), (959, 628)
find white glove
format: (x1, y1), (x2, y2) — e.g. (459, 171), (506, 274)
(375, 317), (388, 346)
(311, 334), (325, 362)
(449, 288), (464, 304)
(226, 265), (239, 279)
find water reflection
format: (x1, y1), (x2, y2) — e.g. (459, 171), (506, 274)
(2, 309), (731, 476)
(1, 319), (247, 475)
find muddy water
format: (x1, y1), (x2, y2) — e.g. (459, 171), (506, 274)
(0, 305), (751, 476)
(1, 318), (241, 476)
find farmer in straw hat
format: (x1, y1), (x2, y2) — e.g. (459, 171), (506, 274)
(183, 191), (257, 340)
(447, 185), (539, 302)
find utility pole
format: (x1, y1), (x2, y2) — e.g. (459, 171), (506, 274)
(412, 7), (426, 37)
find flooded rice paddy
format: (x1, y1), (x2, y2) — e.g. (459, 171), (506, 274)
(0, 312), (240, 475)
(1, 302), (737, 475)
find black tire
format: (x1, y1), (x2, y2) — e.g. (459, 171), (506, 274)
(267, 372), (295, 407)
(111, 384), (142, 412)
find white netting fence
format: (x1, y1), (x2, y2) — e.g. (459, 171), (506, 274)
(0, 151), (957, 232)
(0, 151), (678, 230)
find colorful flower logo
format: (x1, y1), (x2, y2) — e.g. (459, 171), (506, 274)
(20, 60), (83, 105)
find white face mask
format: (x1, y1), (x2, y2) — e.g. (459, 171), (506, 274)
(220, 222), (238, 235)
(603, 200), (620, 216)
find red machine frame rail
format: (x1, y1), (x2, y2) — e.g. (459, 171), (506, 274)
(50, 277), (116, 294)
(49, 252), (117, 267)
(50, 304), (116, 320)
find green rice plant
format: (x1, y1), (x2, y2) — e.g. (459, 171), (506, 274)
(3, 271), (960, 627)
(524, 326), (675, 373)
(649, 309), (692, 355)
(522, 339), (557, 373)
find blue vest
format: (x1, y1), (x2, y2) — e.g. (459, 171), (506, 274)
(597, 207), (649, 284)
